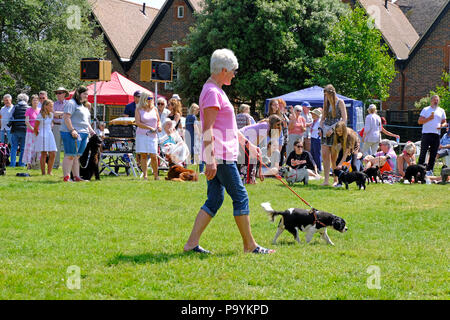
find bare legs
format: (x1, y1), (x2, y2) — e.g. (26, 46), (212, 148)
(321, 145), (338, 186)
(184, 210), (260, 253)
(40, 151), (56, 175)
(140, 153), (159, 180)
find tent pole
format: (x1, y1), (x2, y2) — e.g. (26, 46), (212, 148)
(93, 82), (97, 130)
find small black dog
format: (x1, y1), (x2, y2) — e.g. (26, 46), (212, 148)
(261, 202), (347, 246)
(403, 164), (426, 184)
(364, 166), (382, 184)
(333, 167), (368, 190)
(440, 165), (450, 184)
(79, 134), (103, 180)
(0, 143), (10, 175)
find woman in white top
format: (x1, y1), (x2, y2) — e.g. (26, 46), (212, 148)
(362, 104), (381, 156)
(135, 92), (161, 180)
(33, 99), (57, 175)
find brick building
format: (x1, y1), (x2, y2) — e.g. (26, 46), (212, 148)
(357, 0), (449, 111)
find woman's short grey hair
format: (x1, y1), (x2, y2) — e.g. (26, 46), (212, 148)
(380, 139), (392, 148)
(210, 48), (239, 75)
(157, 97), (167, 106)
(367, 104), (377, 114)
(17, 93), (29, 103)
(3, 94), (12, 100)
(239, 104), (250, 113)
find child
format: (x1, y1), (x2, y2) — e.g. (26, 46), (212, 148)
(310, 108), (322, 172)
(33, 99), (57, 175)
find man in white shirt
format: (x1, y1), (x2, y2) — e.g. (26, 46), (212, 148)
(0, 94), (14, 144)
(418, 95), (447, 175)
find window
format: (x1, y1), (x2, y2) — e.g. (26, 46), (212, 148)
(165, 48), (178, 90)
(177, 6), (184, 19)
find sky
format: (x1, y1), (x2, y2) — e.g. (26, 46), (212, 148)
(127, 0), (166, 9)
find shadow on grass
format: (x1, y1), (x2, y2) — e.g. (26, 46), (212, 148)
(107, 250), (235, 266)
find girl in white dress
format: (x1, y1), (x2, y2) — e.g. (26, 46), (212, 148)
(34, 99), (57, 175)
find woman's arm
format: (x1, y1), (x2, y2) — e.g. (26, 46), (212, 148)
(397, 155), (405, 177)
(203, 107), (219, 180)
(381, 126), (400, 139)
(25, 116), (33, 131)
(63, 113), (78, 138)
(339, 100), (347, 124)
(33, 120), (40, 136)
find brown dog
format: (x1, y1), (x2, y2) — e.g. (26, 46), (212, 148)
(166, 165), (198, 182)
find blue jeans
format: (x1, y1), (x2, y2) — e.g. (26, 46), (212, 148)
(0, 129), (11, 144)
(61, 131), (88, 157)
(311, 137), (322, 172)
(202, 162), (250, 217)
(10, 131), (26, 167)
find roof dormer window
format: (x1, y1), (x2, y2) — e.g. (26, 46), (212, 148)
(177, 6), (184, 19)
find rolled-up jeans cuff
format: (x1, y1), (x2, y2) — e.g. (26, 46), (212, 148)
(233, 209), (250, 216)
(201, 205), (216, 218)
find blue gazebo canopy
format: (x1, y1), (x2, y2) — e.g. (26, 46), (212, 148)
(264, 86), (364, 131)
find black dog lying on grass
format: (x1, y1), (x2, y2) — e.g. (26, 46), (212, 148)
(333, 167), (368, 190)
(403, 164), (426, 184)
(79, 134), (103, 181)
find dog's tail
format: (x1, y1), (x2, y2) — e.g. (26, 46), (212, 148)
(261, 202), (279, 222)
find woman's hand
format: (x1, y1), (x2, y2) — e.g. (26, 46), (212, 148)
(325, 129), (333, 137)
(71, 130), (79, 139)
(205, 161), (217, 181)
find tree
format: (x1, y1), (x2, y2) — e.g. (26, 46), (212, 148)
(174, 0), (349, 114)
(0, 0), (105, 99)
(414, 72), (450, 113)
(307, 7), (397, 104)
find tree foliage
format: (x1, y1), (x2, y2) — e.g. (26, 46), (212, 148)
(0, 0), (105, 99)
(174, 0), (349, 113)
(307, 7), (397, 104)
(414, 72), (450, 113)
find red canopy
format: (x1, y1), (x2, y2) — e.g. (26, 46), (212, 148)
(68, 71), (164, 105)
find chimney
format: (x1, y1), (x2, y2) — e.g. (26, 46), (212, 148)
(142, 2), (146, 15)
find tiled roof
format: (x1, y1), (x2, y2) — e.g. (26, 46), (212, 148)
(90, 0), (158, 60)
(396, 0), (448, 36)
(187, 0), (204, 12)
(358, 0), (419, 60)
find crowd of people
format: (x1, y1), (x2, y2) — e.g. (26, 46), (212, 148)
(1, 48), (448, 255)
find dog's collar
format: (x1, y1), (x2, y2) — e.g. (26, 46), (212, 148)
(337, 170), (345, 178)
(310, 208), (327, 228)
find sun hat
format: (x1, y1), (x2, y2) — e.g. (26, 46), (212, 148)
(54, 87), (69, 97)
(311, 108), (322, 117)
(172, 94), (181, 101)
(294, 105), (302, 112)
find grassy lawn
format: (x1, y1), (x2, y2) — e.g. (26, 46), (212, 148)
(0, 165), (448, 300)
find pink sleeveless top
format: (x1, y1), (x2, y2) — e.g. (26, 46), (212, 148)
(136, 107), (158, 138)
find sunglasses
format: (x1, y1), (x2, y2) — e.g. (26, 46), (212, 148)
(294, 145), (303, 148)
(157, 103), (165, 106)
(147, 97), (153, 100)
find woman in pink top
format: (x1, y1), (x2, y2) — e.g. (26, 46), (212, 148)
(184, 48), (274, 255)
(23, 94), (41, 169)
(135, 92), (161, 180)
(287, 105), (306, 157)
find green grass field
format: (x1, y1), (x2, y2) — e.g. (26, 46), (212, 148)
(0, 166), (448, 300)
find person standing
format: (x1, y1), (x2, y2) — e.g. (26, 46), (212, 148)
(60, 86), (96, 182)
(52, 87), (69, 169)
(310, 108), (322, 172)
(135, 92), (161, 180)
(418, 95), (447, 175)
(23, 94), (41, 169)
(300, 101), (313, 152)
(183, 48), (274, 255)
(9, 93), (29, 167)
(320, 84), (347, 186)
(0, 94), (14, 145)
(236, 104), (255, 129)
(362, 104), (382, 156)
(287, 105), (306, 157)
(123, 90), (141, 117)
(185, 103), (199, 165)
(34, 99), (57, 175)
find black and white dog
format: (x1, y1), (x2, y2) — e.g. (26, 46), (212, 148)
(403, 164), (426, 184)
(261, 202), (347, 246)
(333, 167), (368, 190)
(79, 134), (103, 180)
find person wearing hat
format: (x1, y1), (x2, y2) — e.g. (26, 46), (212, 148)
(287, 105), (306, 157)
(52, 87), (69, 169)
(122, 90), (141, 117)
(300, 101), (313, 152)
(310, 108), (323, 173)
